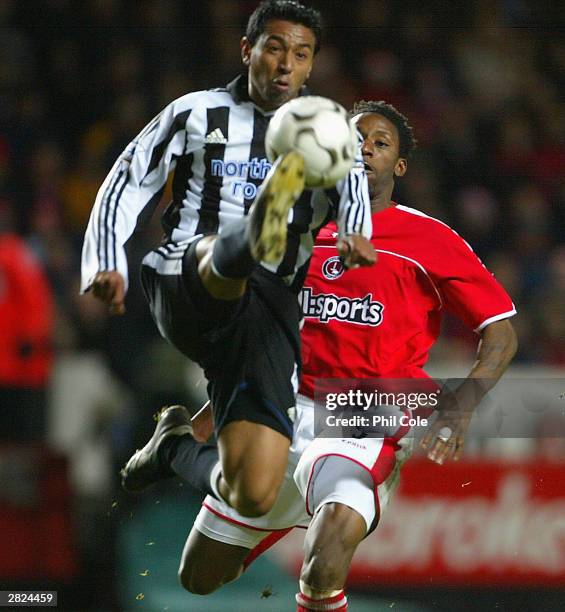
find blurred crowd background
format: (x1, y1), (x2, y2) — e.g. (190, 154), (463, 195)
(0, 1), (564, 610)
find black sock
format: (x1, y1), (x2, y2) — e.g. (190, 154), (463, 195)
(211, 218), (255, 279)
(160, 434), (220, 498)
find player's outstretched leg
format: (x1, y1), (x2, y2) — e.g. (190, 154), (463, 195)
(121, 401), (290, 518)
(197, 151), (305, 300)
(246, 150), (305, 263)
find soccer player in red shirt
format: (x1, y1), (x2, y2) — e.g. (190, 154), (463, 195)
(290, 100), (517, 609)
(126, 101), (518, 611)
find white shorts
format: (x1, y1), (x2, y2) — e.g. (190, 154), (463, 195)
(194, 394), (412, 565)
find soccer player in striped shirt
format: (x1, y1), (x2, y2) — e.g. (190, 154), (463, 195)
(151, 101), (517, 611)
(80, 0), (374, 527)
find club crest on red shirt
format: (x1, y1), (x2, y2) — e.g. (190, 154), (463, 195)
(322, 256), (345, 280)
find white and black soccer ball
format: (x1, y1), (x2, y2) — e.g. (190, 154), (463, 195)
(265, 96), (358, 189)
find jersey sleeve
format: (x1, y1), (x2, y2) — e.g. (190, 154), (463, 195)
(80, 96), (198, 293)
(330, 131), (372, 240)
(429, 226), (516, 332)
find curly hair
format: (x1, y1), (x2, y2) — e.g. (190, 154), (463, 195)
(351, 100), (417, 158)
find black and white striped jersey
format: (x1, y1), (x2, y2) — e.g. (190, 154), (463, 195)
(81, 75), (371, 293)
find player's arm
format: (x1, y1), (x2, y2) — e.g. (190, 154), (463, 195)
(422, 318), (517, 464)
(417, 218), (519, 463)
(332, 143), (375, 269)
(468, 318), (518, 380)
(80, 98), (195, 314)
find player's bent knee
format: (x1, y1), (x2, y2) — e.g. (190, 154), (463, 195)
(178, 567), (213, 595)
(178, 563), (240, 595)
(194, 235), (216, 262)
(230, 488), (278, 517)
(197, 248), (247, 300)
(229, 477), (280, 517)
(223, 469), (282, 517)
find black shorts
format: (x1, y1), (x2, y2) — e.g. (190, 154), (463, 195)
(140, 238), (301, 440)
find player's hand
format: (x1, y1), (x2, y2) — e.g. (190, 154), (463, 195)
(191, 400), (214, 442)
(90, 271), (126, 315)
(420, 398), (473, 465)
(337, 234), (376, 269)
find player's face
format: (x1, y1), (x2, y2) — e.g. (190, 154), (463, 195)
(241, 19), (315, 111)
(355, 113), (407, 196)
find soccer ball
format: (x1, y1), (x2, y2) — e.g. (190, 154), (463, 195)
(265, 96), (358, 189)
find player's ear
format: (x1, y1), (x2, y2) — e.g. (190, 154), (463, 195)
(394, 158), (407, 178)
(241, 37), (252, 66)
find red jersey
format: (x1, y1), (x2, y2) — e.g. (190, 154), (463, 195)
(299, 205), (516, 398)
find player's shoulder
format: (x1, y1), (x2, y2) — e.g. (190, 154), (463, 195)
(169, 86), (235, 112)
(394, 205), (450, 230)
(393, 205), (475, 254)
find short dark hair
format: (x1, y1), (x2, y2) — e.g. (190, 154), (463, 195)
(246, 1), (322, 54)
(351, 100), (417, 159)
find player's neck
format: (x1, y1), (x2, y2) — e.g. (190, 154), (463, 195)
(370, 186), (395, 213)
(371, 199), (394, 213)
(247, 85), (277, 112)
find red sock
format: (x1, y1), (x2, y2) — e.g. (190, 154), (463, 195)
(296, 590), (347, 611)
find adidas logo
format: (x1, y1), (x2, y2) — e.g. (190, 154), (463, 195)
(204, 128), (227, 144)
